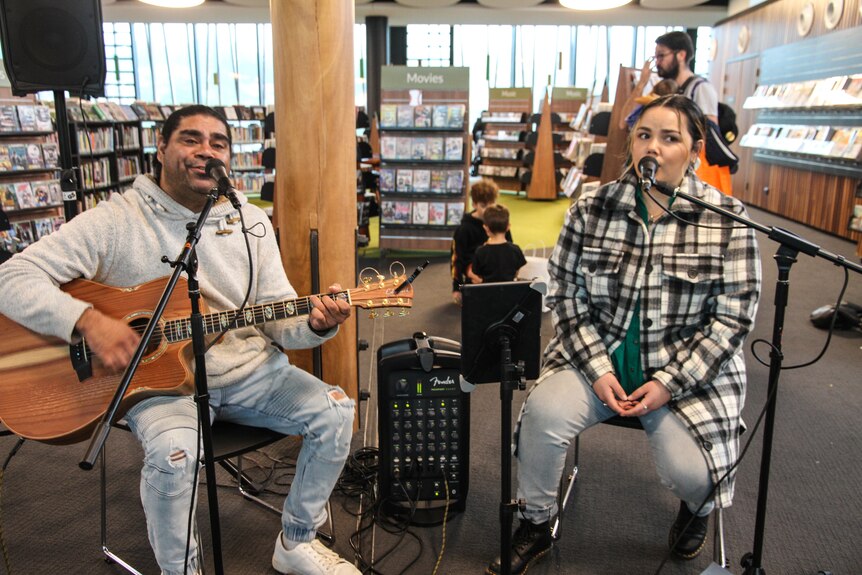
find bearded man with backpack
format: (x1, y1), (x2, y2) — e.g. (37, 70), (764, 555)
(653, 31), (738, 195)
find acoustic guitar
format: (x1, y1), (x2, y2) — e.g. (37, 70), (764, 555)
(0, 274), (412, 445)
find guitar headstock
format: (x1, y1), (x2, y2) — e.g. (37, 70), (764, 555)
(350, 266), (414, 318)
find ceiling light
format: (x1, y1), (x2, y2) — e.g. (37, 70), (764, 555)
(560, 0), (633, 9)
(138, 0), (205, 8)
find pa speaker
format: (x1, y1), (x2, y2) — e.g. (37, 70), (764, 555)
(0, 0), (106, 97)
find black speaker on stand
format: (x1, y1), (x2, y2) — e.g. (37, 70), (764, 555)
(0, 0), (107, 222)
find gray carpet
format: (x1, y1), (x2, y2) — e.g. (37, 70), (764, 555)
(0, 205), (860, 574)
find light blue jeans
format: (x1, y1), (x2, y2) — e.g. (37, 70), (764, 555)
(125, 353), (355, 575)
(514, 368), (714, 526)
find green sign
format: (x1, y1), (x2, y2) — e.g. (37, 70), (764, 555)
(552, 87), (588, 101)
(381, 66), (469, 91)
(489, 87), (532, 101)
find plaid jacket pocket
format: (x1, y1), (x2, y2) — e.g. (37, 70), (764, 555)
(659, 253), (724, 327)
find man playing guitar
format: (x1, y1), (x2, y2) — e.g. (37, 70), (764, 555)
(0, 105), (360, 575)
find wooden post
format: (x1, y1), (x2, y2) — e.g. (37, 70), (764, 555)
(600, 65), (635, 184)
(527, 91), (557, 200)
(271, 0), (358, 407)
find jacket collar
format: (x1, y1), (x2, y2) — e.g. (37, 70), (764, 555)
(603, 170), (709, 216)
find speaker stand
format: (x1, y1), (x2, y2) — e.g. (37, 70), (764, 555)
(53, 90), (80, 222)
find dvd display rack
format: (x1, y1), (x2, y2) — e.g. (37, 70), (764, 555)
(552, 87), (593, 198)
(131, 103), (267, 197)
(474, 87), (532, 193)
(549, 87), (587, 196)
(66, 99), (145, 209)
(378, 66), (470, 252)
(131, 101), (170, 177)
(219, 105), (267, 196)
(740, 74), (862, 175)
(0, 99), (63, 254)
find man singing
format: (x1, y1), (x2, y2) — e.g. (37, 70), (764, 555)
(0, 105), (360, 575)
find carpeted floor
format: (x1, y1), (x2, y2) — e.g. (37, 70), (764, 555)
(0, 204), (859, 575)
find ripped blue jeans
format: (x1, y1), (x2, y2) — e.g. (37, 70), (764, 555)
(125, 354), (355, 575)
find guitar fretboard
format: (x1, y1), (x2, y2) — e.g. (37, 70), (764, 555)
(162, 291), (350, 343)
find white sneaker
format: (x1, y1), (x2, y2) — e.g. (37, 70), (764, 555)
(272, 532), (360, 575)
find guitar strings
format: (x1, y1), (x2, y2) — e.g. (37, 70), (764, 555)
(77, 291), (354, 358)
(77, 279), (411, 359)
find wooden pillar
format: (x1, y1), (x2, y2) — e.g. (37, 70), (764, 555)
(271, 0), (358, 406)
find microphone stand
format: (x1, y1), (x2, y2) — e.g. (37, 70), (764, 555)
(651, 182), (862, 574)
(496, 327), (525, 575)
(80, 187), (229, 575)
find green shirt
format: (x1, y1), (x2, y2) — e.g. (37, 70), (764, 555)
(610, 183), (673, 394)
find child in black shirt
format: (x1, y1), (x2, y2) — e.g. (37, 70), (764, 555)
(450, 179), (511, 304)
(472, 204), (526, 284)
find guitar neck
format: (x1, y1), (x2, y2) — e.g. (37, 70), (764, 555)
(163, 291), (351, 342)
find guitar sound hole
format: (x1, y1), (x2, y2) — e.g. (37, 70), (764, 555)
(128, 317), (164, 357)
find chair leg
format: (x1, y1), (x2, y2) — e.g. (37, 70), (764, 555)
(220, 454), (335, 545)
(551, 436), (580, 541)
(100, 448), (144, 575)
(217, 457), (280, 513)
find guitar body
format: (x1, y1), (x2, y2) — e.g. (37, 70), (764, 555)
(0, 277), (198, 445)
(0, 270), (414, 445)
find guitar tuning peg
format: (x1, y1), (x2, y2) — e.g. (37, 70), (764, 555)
(383, 310), (394, 318)
(359, 266), (381, 288)
(369, 311), (378, 319)
(399, 308), (409, 317)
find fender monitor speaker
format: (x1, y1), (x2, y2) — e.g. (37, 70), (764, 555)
(377, 332), (469, 523)
(0, 0), (106, 96)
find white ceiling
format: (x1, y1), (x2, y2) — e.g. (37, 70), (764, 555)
(100, 0), (729, 28)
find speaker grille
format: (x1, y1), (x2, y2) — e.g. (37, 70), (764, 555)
(0, 0), (105, 96)
(21, 8), (89, 73)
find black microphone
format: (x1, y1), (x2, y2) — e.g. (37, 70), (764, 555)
(205, 158), (242, 209)
(637, 156), (658, 191)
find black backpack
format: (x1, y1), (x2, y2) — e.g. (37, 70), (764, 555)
(680, 76), (740, 172)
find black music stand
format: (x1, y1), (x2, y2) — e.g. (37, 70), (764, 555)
(461, 281), (543, 575)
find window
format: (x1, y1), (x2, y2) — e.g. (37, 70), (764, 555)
(407, 25), (451, 67)
(103, 22), (136, 103)
(99, 22), (712, 115)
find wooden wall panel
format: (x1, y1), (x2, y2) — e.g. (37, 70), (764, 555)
(712, 0), (862, 255)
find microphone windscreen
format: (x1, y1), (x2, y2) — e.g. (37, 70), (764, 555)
(205, 158), (226, 178)
(638, 156), (658, 178)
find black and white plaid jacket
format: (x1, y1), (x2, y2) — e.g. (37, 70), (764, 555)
(542, 171), (762, 507)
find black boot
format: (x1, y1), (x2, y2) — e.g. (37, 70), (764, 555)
(668, 500), (709, 559)
(486, 519), (552, 575)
